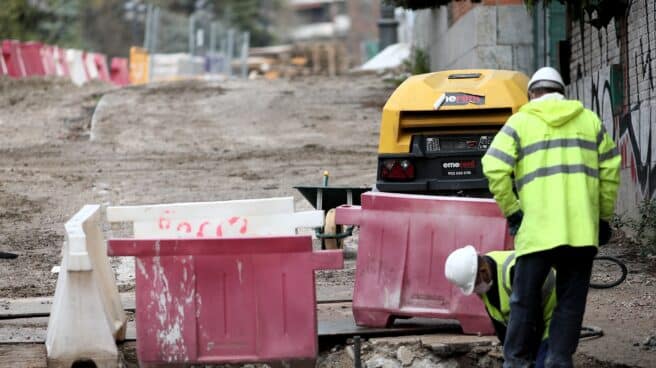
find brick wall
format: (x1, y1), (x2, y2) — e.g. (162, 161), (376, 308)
(451, 1), (476, 24)
(567, 0), (656, 213)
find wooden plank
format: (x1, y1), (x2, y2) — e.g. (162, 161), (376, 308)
(0, 293), (136, 319)
(0, 318), (136, 344)
(0, 343), (47, 368)
(1, 283), (349, 319)
(318, 317), (461, 337)
(0, 317), (48, 343)
(316, 284), (352, 303)
(1, 302), (463, 344)
(316, 302), (461, 337)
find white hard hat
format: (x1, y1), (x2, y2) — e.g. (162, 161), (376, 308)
(444, 245), (478, 295)
(528, 66), (565, 92)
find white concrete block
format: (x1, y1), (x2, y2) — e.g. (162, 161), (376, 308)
(512, 45), (534, 75)
(497, 6), (533, 45)
(476, 6), (497, 46)
(475, 45), (513, 70)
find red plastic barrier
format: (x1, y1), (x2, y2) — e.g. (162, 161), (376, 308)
(2, 40), (26, 77)
(108, 236), (343, 365)
(336, 192), (513, 335)
(40, 44), (56, 76)
(20, 41), (46, 76)
(52, 46), (69, 77)
(109, 57), (129, 86)
(92, 53), (111, 82)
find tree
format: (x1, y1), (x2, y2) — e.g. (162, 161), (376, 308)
(0, 0), (46, 41)
(0, 0), (82, 47)
(210, 0), (283, 47)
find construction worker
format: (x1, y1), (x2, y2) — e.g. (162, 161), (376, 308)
(481, 66), (621, 368)
(444, 246), (555, 368)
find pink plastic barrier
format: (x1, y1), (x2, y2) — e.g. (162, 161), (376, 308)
(40, 45), (56, 76)
(2, 40), (26, 77)
(108, 236), (343, 366)
(109, 57), (129, 86)
(20, 41), (46, 76)
(92, 53), (111, 82)
(336, 192), (513, 335)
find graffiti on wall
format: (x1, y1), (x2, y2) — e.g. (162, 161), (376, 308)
(569, 0), (656, 203)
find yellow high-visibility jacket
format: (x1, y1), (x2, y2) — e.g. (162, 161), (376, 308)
(482, 95), (620, 256)
(482, 250), (556, 341)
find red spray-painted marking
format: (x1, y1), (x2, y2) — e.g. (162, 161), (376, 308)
(159, 218), (171, 230)
(196, 221), (210, 237)
(177, 222), (192, 233)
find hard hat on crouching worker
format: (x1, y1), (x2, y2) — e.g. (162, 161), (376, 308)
(444, 245), (478, 295)
(528, 66), (565, 93)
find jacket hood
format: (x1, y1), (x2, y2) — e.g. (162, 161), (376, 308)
(519, 99), (584, 127)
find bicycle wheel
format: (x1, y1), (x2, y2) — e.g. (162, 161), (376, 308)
(590, 256), (627, 289)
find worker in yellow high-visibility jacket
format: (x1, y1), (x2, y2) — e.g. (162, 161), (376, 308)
(444, 246), (557, 368)
(481, 66), (620, 368)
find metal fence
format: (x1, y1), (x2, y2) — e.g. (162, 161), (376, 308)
(140, 4), (250, 80)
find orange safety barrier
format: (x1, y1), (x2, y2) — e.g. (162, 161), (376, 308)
(129, 46), (149, 85)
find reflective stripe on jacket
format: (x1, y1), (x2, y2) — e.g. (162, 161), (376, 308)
(482, 97), (621, 256)
(481, 250), (556, 341)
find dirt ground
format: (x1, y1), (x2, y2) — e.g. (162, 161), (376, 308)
(0, 75), (654, 367)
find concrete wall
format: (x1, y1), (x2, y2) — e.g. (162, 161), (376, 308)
(567, 0), (656, 215)
(412, 3), (533, 74)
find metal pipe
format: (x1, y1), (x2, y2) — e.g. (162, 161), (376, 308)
(189, 14), (196, 55)
(240, 32), (250, 79)
(143, 3), (153, 50)
(353, 336), (362, 368)
(210, 22), (217, 55)
(151, 7), (160, 54)
(225, 28), (235, 77)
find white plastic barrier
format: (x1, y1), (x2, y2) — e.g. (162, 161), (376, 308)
(46, 205), (127, 368)
(65, 49), (88, 86)
(150, 53), (185, 81)
(107, 196), (323, 238)
(177, 55), (205, 76)
(150, 53), (207, 81)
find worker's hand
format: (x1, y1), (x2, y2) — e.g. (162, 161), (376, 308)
(507, 210), (523, 236)
(599, 220), (612, 245)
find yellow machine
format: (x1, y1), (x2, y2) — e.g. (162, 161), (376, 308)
(376, 69), (529, 195)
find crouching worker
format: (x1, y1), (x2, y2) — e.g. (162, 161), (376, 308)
(445, 246), (556, 368)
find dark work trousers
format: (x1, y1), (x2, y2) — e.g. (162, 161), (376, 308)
(502, 245), (597, 368)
